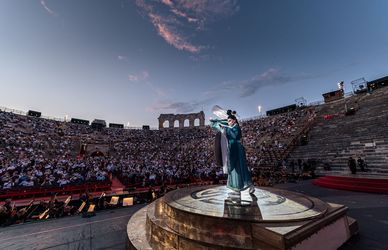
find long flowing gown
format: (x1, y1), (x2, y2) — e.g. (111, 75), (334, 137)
(211, 120), (253, 192)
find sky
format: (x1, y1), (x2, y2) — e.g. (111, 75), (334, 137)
(1, 0), (388, 127)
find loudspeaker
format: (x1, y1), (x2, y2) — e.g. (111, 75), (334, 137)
(28, 110), (41, 118)
(109, 123), (124, 128)
(71, 118), (89, 125)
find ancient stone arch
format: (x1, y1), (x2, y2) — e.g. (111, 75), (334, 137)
(158, 111), (205, 129)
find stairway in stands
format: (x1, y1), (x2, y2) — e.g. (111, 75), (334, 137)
(110, 175), (125, 193)
(288, 87), (388, 174)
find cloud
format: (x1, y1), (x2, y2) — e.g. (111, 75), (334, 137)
(135, 0), (238, 53)
(170, 8), (198, 23)
(205, 68), (319, 98)
(234, 64), (359, 97)
(117, 55), (128, 61)
(148, 98), (211, 113)
(128, 70), (150, 82)
(161, 0), (174, 7)
(148, 13), (202, 53)
(40, 0), (56, 16)
(238, 68), (292, 97)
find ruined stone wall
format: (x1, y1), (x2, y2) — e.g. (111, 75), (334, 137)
(158, 111), (205, 129)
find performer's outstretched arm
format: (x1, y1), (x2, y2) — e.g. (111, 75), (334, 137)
(210, 119), (228, 132)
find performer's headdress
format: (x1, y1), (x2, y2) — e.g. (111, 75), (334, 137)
(227, 110), (237, 121)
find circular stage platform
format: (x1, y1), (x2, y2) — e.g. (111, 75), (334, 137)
(166, 185), (328, 222)
(127, 185), (358, 249)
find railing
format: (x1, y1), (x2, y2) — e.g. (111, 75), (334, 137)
(40, 115), (65, 122)
(0, 106), (27, 116)
(0, 106), (66, 122)
(123, 125), (158, 130)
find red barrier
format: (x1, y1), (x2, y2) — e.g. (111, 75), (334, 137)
(313, 176), (388, 194)
(0, 183), (111, 200)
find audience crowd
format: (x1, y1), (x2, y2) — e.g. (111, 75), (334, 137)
(0, 108), (316, 191)
(0, 111), (109, 191)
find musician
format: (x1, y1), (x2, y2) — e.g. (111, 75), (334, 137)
(97, 194), (108, 210)
(16, 200), (34, 222)
(47, 195), (57, 218)
(159, 183), (166, 197)
(81, 190), (90, 201)
(147, 188), (153, 203)
(0, 205), (8, 226)
(3, 199), (12, 212)
(52, 198), (65, 218)
(1, 199), (17, 226)
(79, 191), (91, 217)
(33, 201), (49, 219)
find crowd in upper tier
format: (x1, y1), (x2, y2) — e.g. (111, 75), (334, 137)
(0, 107), (317, 190)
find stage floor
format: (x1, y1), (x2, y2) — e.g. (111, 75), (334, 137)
(0, 205), (144, 250)
(165, 185), (328, 222)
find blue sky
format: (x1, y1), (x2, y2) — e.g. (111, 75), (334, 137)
(1, 0), (387, 127)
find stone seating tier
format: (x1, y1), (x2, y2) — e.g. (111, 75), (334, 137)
(288, 87), (388, 174)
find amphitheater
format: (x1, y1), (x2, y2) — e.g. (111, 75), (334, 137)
(0, 85), (388, 249)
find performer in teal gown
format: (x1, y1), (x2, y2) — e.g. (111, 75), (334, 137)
(211, 110), (254, 193)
